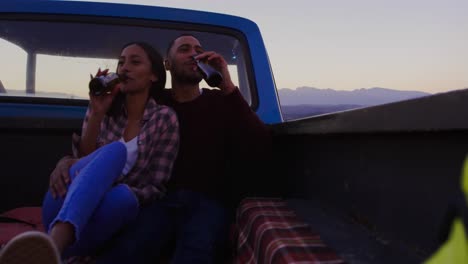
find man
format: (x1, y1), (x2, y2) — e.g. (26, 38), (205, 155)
(50, 34), (271, 263)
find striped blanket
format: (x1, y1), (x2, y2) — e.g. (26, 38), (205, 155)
(234, 198), (346, 264)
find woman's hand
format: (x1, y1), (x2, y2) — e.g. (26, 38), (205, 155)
(88, 88), (118, 118)
(49, 156), (78, 199)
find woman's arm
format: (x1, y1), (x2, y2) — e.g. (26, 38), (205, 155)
(73, 89), (117, 157)
(71, 107), (103, 158)
(78, 109), (105, 156)
(49, 155), (78, 198)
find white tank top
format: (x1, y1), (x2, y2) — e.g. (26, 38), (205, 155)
(119, 136), (138, 175)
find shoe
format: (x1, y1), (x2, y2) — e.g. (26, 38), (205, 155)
(0, 231), (60, 264)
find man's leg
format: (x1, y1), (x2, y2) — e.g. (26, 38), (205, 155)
(171, 192), (230, 264)
(95, 198), (175, 264)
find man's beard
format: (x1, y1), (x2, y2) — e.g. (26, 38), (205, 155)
(172, 66), (203, 85)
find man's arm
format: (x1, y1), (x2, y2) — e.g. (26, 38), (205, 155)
(197, 50), (272, 155)
(224, 88), (272, 156)
(193, 51), (236, 95)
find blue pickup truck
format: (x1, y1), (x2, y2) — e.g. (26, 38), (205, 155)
(0, 1), (466, 263)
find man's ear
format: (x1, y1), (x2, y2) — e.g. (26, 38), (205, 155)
(150, 74), (158, 82)
(164, 59), (171, 71)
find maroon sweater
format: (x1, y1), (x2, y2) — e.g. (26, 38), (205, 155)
(158, 88), (271, 202)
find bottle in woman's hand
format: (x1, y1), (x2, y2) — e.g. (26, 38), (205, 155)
(89, 68), (122, 96)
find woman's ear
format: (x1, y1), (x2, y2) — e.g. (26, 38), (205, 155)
(151, 74), (158, 82)
(164, 59), (171, 71)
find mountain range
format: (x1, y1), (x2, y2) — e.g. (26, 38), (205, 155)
(278, 86), (430, 106)
(278, 86), (431, 120)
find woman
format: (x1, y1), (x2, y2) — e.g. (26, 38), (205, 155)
(0, 42), (179, 263)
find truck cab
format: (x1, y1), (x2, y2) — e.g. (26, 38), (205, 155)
(0, 0), (281, 220)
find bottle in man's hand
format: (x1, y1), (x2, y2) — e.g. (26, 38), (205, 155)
(193, 56), (223, 87)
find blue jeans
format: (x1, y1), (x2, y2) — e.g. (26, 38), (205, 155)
(42, 141), (139, 258)
(96, 190), (230, 264)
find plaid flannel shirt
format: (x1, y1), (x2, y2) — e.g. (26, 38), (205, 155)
(72, 98), (179, 206)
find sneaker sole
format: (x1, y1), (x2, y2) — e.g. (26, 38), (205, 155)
(0, 231), (60, 264)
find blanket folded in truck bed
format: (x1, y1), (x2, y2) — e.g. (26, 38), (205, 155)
(0, 207), (45, 246)
(235, 197), (346, 264)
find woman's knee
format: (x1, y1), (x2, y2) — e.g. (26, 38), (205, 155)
(69, 141), (126, 178)
(104, 141), (127, 160)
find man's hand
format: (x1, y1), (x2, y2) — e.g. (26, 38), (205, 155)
(49, 156), (78, 199)
(194, 51), (236, 94)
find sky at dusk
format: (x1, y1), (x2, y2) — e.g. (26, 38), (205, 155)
(2, 0), (467, 94)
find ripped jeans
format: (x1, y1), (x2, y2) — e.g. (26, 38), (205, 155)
(42, 141), (139, 258)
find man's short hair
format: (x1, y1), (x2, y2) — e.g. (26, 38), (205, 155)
(165, 33), (197, 57)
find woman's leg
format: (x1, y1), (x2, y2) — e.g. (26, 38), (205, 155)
(0, 184), (138, 264)
(42, 141), (127, 253)
(42, 144), (113, 233)
(62, 184), (139, 258)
